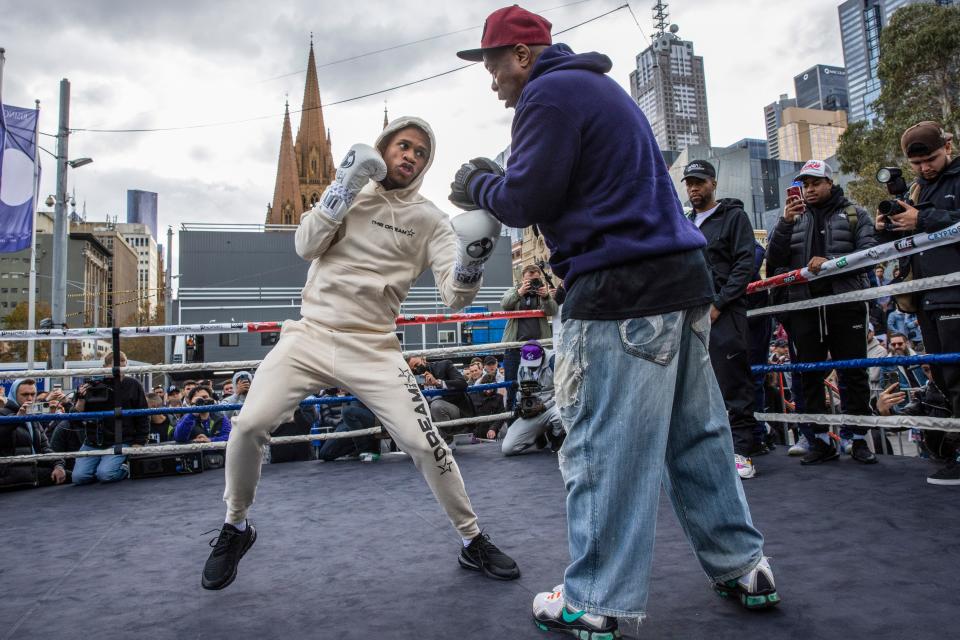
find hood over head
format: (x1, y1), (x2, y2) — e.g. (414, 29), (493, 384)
(373, 116), (437, 202)
(8, 378), (31, 409)
(232, 371), (253, 389)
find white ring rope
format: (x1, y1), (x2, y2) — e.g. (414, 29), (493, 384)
(747, 221), (960, 293)
(0, 412), (516, 464)
(1, 340), (552, 381)
(755, 412), (960, 432)
(747, 272), (960, 317)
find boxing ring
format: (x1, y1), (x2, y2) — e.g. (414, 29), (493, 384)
(3, 225), (960, 639)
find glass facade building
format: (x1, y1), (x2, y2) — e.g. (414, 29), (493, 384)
(838, 0), (950, 125)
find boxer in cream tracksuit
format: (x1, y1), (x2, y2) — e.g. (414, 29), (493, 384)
(201, 117), (520, 591)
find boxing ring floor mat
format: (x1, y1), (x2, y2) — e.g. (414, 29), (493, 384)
(1, 442), (956, 640)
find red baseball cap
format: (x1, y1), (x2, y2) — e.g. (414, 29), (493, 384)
(457, 5), (552, 61)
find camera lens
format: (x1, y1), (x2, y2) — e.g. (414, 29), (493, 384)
(878, 200), (905, 216)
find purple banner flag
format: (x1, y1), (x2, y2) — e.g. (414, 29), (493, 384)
(0, 104), (39, 253)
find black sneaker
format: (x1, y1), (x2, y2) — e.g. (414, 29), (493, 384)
(927, 458), (960, 486)
(800, 436), (839, 465)
(850, 439), (878, 464)
(202, 522), (257, 590)
(458, 532), (520, 580)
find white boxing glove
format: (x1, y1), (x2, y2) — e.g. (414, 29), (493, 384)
(451, 209), (501, 285)
(318, 143), (387, 222)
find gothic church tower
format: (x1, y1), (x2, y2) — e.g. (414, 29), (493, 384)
(267, 38), (336, 225)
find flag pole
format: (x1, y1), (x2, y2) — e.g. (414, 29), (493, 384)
(27, 99), (40, 370)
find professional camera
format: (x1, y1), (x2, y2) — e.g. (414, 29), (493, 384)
(411, 362), (428, 386)
(82, 377), (113, 405)
(527, 278), (543, 292)
(876, 167), (912, 218)
(517, 379), (546, 419)
(193, 397), (215, 407)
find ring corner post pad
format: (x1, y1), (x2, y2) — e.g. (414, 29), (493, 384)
(112, 326), (123, 455)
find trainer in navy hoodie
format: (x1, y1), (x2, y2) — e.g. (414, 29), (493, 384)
(471, 44), (713, 320)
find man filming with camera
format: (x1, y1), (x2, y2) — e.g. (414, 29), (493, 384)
(501, 264), (558, 409)
(875, 121), (960, 485)
(405, 355), (475, 446)
(173, 386), (233, 444)
(501, 341), (563, 456)
(71, 351), (149, 485)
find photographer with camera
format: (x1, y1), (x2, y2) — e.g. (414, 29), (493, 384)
(71, 351), (149, 485)
(501, 264), (558, 409)
(405, 355), (476, 445)
(0, 378), (67, 488)
(501, 341), (564, 456)
(767, 160), (879, 465)
(876, 123), (959, 487)
(875, 123), (960, 426)
(223, 371), (253, 419)
(173, 386), (232, 444)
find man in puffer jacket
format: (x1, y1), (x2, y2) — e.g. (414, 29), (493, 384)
(0, 378), (66, 488)
(766, 160), (878, 465)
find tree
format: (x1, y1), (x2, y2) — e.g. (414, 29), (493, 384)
(119, 299), (165, 364)
(836, 3), (960, 210)
(1, 301), (82, 363)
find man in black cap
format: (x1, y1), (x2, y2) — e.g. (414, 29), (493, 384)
(876, 121), (960, 486)
(683, 160), (763, 479)
(766, 160), (878, 465)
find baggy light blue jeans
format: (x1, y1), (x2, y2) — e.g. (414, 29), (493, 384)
(555, 305), (765, 620)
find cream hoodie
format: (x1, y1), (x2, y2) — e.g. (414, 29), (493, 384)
(294, 116), (481, 333)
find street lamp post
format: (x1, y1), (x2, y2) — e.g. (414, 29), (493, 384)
(48, 77), (93, 385)
(50, 79), (70, 383)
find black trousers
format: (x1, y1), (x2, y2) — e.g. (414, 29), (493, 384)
(917, 308), (960, 418)
(787, 302), (870, 435)
(317, 406), (379, 461)
(709, 307), (759, 455)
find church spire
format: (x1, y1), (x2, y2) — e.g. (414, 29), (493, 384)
(266, 100), (302, 225)
(294, 37), (336, 211)
(383, 100), (389, 130)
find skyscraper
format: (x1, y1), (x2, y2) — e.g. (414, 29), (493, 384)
(838, 0), (951, 125)
(629, 3), (710, 153)
(126, 189), (158, 240)
(794, 65), (848, 111)
(764, 94), (797, 160)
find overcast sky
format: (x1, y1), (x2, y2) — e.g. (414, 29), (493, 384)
(2, 0), (844, 276)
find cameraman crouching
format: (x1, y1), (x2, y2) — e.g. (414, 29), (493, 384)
(71, 351), (149, 485)
(875, 122), (960, 485)
(502, 341), (564, 456)
(501, 264), (558, 409)
(173, 386), (232, 443)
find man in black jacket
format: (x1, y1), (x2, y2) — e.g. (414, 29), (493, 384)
(406, 355), (475, 444)
(71, 351), (149, 485)
(767, 160), (878, 465)
(0, 378), (67, 488)
(684, 160), (762, 479)
(876, 121), (960, 485)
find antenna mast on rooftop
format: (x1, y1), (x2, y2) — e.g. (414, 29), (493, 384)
(652, 1), (669, 38)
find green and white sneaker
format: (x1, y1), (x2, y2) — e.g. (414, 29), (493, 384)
(532, 584), (621, 639)
(714, 556), (781, 609)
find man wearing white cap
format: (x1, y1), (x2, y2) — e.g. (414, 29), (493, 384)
(767, 160), (878, 465)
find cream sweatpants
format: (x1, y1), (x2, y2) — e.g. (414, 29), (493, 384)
(223, 318), (481, 539)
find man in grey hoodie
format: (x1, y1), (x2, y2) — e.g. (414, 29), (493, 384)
(223, 371), (252, 419)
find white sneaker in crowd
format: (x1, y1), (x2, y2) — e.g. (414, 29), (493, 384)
(788, 435), (810, 456)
